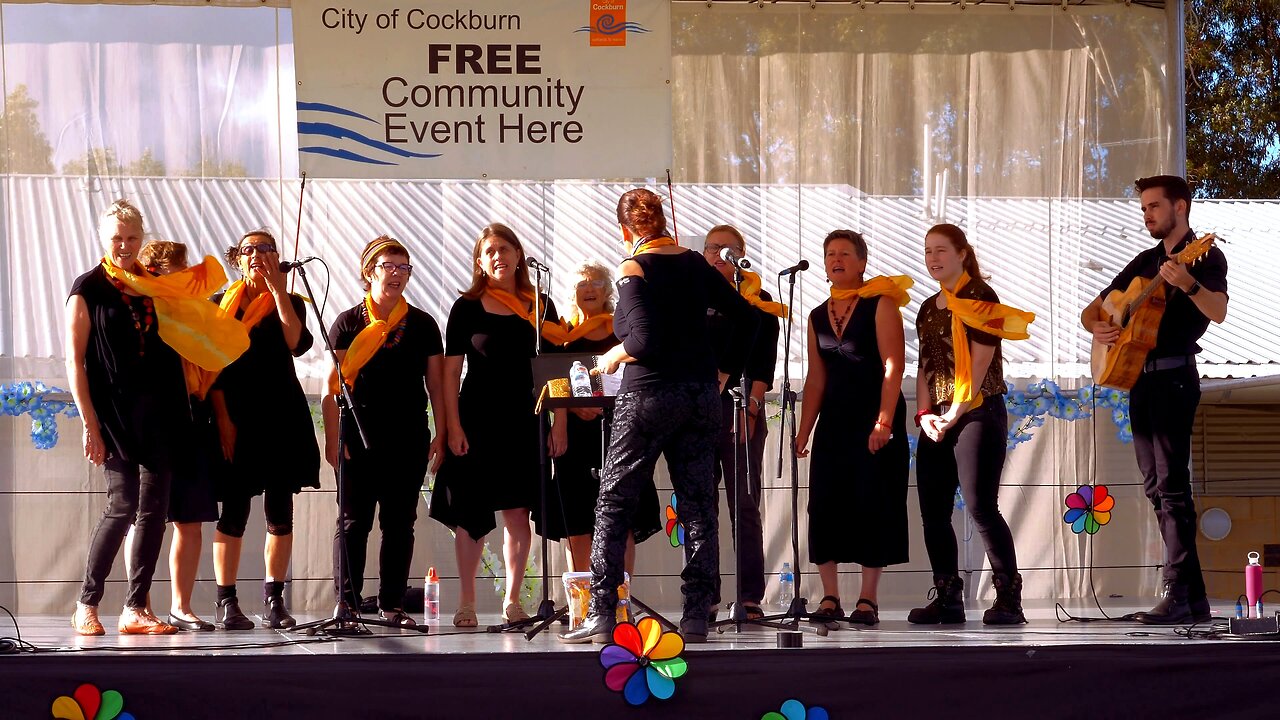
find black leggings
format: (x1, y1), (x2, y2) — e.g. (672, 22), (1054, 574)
(80, 455), (173, 607)
(916, 398), (1018, 578)
(591, 382), (721, 620)
(216, 488), (294, 538)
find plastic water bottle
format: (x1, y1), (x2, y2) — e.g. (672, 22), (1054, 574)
(570, 361), (592, 397)
(778, 562), (794, 611)
(425, 566), (440, 625)
(1246, 552), (1263, 618)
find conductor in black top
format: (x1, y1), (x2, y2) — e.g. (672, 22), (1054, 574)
(559, 189), (753, 644)
(1080, 175), (1228, 625)
(703, 224), (779, 618)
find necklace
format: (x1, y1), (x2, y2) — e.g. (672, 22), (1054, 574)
(363, 304), (407, 348)
(829, 298), (855, 338)
(109, 277), (155, 357)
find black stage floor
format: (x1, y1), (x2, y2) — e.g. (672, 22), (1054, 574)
(3, 600), (1278, 718)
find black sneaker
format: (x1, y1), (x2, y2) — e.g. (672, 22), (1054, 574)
(262, 596), (296, 629)
(214, 597), (255, 631)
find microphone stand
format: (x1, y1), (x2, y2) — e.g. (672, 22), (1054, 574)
(292, 261), (427, 636)
(489, 261), (557, 633)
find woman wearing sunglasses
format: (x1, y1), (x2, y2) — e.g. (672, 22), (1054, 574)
(208, 230), (321, 630)
(323, 236), (446, 626)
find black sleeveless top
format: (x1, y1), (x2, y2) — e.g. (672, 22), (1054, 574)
(69, 265), (188, 463)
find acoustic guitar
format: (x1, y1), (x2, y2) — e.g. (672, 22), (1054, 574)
(1090, 233), (1217, 391)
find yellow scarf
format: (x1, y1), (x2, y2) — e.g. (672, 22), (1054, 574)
(830, 275), (914, 307)
(562, 311), (614, 345)
(941, 273), (1035, 410)
(630, 236), (679, 256)
(101, 256), (248, 373)
(485, 288), (571, 345)
(738, 270), (788, 319)
(186, 280), (278, 399)
(329, 295), (409, 395)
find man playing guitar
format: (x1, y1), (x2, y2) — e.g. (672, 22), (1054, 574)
(1080, 174), (1228, 625)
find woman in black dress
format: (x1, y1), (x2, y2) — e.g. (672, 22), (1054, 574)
(429, 223), (567, 627)
(67, 200), (187, 636)
(543, 262), (661, 573)
(795, 230), (910, 626)
(560, 189), (752, 644)
(324, 236), (446, 626)
(909, 223), (1033, 626)
(209, 230), (321, 630)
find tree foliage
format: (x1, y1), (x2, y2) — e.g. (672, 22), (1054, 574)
(126, 148), (167, 177)
(62, 147), (124, 176)
(0, 85), (54, 174)
(1185, 0), (1280, 198)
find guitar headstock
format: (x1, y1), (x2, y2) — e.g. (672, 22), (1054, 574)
(1174, 233), (1217, 266)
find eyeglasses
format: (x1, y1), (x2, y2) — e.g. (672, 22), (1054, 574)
(239, 243), (277, 256)
(376, 262), (413, 274)
(575, 279), (607, 290)
(704, 242), (743, 255)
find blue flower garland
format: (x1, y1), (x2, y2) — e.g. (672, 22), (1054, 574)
(1, 381), (80, 450)
(1005, 380), (1132, 449)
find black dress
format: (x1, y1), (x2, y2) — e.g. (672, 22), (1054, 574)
(210, 292), (320, 497)
(540, 332), (661, 543)
(429, 294), (557, 541)
(807, 297), (909, 567)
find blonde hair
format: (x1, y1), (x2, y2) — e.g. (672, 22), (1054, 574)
(138, 240), (189, 273)
(99, 199), (144, 231)
(706, 224), (746, 253)
(567, 262), (615, 318)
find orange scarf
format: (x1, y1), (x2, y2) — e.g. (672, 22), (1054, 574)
(630, 236), (679, 256)
(187, 280), (278, 399)
(329, 295), (409, 395)
(941, 273), (1035, 410)
(101, 256), (248, 374)
(485, 288), (571, 345)
(830, 275), (914, 307)
(738, 270), (788, 318)
(562, 311), (614, 344)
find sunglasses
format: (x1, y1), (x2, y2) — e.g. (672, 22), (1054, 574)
(239, 243), (278, 256)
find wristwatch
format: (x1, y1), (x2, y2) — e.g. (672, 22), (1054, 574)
(1187, 280), (1202, 297)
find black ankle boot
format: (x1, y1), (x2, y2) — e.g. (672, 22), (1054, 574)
(983, 572), (1027, 625)
(908, 575), (966, 624)
(1134, 582), (1203, 625)
(214, 597), (255, 631)
(262, 596), (296, 629)
(558, 613), (616, 644)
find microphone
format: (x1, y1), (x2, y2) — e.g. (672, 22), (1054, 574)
(719, 247), (751, 270)
(778, 260), (809, 277)
(279, 257), (319, 273)
(526, 257), (551, 272)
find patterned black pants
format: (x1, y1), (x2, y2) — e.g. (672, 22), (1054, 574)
(590, 381), (721, 620)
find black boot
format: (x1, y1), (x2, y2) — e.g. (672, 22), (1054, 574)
(983, 573), (1027, 625)
(679, 616), (709, 643)
(558, 613), (616, 644)
(262, 596), (296, 629)
(1135, 582), (1208, 625)
(214, 597), (255, 631)
(908, 575), (966, 624)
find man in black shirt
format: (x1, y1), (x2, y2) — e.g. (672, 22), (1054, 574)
(703, 225), (781, 619)
(1080, 175), (1228, 625)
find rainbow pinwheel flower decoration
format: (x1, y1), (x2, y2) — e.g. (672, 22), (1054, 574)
(600, 617), (687, 705)
(52, 683), (135, 720)
(762, 698), (830, 720)
(1063, 484), (1114, 535)
(665, 493), (685, 547)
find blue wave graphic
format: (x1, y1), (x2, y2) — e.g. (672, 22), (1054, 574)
(296, 102), (376, 123)
(574, 15), (650, 35)
(297, 121), (441, 159)
(299, 146), (396, 166)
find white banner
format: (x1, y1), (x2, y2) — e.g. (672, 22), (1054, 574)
(292, 0), (672, 180)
